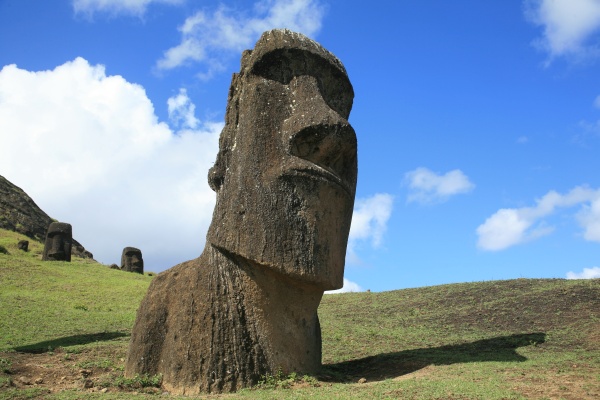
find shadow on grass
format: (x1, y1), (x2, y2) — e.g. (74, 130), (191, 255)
(320, 332), (546, 382)
(13, 331), (129, 353)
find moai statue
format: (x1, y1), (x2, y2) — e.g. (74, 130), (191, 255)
(42, 222), (72, 262)
(125, 29), (357, 394)
(121, 247), (144, 274)
(17, 240), (29, 252)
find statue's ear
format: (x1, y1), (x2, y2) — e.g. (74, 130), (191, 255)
(208, 136), (230, 192)
(208, 161), (224, 192)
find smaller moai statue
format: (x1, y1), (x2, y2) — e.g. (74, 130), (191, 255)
(121, 247), (143, 274)
(17, 240), (29, 252)
(42, 222), (72, 261)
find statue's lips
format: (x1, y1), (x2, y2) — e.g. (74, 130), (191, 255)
(284, 166), (352, 196)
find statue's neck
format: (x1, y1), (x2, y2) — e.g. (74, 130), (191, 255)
(202, 244), (324, 377)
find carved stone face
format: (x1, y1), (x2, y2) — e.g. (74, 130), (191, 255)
(42, 222), (72, 262)
(207, 30), (357, 290)
(121, 247), (144, 274)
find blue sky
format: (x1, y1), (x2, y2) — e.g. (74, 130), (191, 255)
(1, 0), (599, 292)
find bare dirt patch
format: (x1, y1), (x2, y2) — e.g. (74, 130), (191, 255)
(0, 345), (161, 396)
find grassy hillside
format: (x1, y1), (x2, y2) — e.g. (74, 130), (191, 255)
(0, 228), (598, 399)
(0, 229), (151, 353)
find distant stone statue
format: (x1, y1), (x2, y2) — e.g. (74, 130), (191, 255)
(42, 222), (72, 262)
(121, 247), (144, 274)
(17, 240), (28, 252)
(125, 29), (357, 394)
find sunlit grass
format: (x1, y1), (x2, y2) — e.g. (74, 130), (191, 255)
(0, 228), (598, 399)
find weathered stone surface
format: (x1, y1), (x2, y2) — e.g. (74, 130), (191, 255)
(17, 240), (29, 252)
(0, 175), (93, 259)
(42, 222), (72, 262)
(121, 247), (143, 274)
(126, 29), (357, 394)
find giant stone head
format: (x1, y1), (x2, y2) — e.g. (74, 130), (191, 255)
(121, 247), (144, 274)
(42, 222), (72, 262)
(207, 29), (357, 290)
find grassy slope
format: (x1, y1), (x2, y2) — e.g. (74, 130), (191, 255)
(0, 228), (599, 399)
(0, 229), (151, 352)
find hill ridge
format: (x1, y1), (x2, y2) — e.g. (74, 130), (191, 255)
(0, 175), (92, 258)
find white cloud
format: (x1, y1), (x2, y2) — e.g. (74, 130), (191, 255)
(347, 193), (393, 265)
(525, 0), (600, 63)
(476, 209), (554, 251)
(72, 0), (184, 17)
(577, 197), (600, 241)
(594, 95), (600, 109)
(566, 266), (600, 279)
(405, 167), (475, 204)
(156, 0), (325, 72)
(0, 58), (221, 272)
(325, 278), (363, 294)
(168, 88), (200, 129)
(349, 194), (394, 247)
(477, 186), (600, 251)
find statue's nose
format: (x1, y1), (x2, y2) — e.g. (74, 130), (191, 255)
(282, 75), (357, 193)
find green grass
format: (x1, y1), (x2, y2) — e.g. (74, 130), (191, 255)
(0, 229), (151, 353)
(0, 228), (599, 399)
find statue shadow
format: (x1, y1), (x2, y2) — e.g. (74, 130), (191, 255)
(13, 331), (129, 353)
(320, 332), (546, 382)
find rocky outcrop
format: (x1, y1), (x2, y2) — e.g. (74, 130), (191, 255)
(0, 175), (93, 259)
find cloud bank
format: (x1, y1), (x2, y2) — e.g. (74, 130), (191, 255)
(0, 58), (221, 271)
(566, 266), (600, 279)
(156, 0), (325, 76)
(525, 0), (600, 63)
(405, 167), (475, 204)
(477, 186), (600, 251)
(72, 0), (184, 17)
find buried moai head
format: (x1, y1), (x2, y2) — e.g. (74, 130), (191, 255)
(42, 222), (72, 262)
(17, 240), (29, 252)
(121, 247), (143, 274)
(207, 29), (357, 290)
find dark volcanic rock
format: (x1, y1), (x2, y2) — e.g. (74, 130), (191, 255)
(0, 175), (93, 259)
(126, 29), (357, 394)
(17, 240), (29, 252)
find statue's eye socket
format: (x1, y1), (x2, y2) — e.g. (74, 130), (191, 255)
(251, 49), (353, 118)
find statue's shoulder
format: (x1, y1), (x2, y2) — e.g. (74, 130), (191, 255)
(149, 255), (210, 290)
